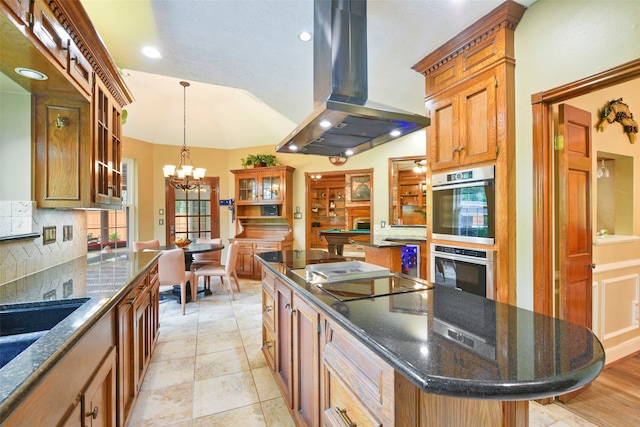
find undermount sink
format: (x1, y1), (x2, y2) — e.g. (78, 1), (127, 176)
(0, 298), (89, 369)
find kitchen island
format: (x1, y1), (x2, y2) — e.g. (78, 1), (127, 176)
(256, 250), (604, 426)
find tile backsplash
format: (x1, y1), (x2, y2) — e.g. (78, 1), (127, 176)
(0, 201), (87, 284)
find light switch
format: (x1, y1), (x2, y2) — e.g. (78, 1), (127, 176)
(43, 226), (56, 245)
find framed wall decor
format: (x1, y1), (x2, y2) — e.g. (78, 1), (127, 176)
(351, 175), (371, 201)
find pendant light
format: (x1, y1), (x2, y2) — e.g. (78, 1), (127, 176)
(162, 81), (206, 190)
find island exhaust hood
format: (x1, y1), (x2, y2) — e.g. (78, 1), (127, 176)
(275, 0), (429, 157)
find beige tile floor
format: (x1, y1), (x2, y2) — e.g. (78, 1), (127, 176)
(129, 277), (597, 427)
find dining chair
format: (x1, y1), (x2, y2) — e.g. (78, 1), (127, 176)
(190, 238), (222, 290)
(133, 239), (160, 252)
(193, 242), (241, 300)
(158, 248), (195, 315)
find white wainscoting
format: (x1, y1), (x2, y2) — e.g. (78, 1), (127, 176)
(592, 259), (640, 364)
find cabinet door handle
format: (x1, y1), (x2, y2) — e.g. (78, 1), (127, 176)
(458, 145), (465, 152)
(590, 263), (597, 270)
(86, 406), (99, 419)
(335, 407), (356, 427)
(264, 305), (272, 313)
(263, 340), (273, 349)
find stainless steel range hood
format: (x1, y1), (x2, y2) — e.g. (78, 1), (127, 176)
(275, 0), (429, 157)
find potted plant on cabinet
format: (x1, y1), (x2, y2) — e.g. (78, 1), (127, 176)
(240, 154), (279, 169)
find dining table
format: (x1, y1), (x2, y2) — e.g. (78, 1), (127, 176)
(157, 242), (224, 299)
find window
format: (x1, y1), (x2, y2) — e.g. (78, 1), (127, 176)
(87, 158), (135, 251)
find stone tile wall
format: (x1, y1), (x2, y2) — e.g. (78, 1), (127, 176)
(0, 201), (87, 284)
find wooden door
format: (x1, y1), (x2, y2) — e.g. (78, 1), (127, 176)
(556, 103), (593, 402)
(427, 92), (458, 170)
(166, 176), (220, 243)
(458, 74), (497, 166)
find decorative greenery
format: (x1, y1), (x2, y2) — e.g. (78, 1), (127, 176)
(240, 154), (279, 168)
(109, 232), (120, 241)
(598, 98), (638, 144)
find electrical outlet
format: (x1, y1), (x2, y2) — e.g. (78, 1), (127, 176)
(381, 221), (386, 228)
(43, 226), (56, 245)
(63, 225), (73, 241)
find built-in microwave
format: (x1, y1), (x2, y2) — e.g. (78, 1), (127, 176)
(430, 243), (494, 299)
(431, 165), (495, 245)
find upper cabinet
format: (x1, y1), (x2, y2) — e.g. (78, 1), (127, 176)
(414, 0), (524, 174)
(426, 73), (497, 170)
(1, 0), (134, 208)
(235, 167), (289, 205)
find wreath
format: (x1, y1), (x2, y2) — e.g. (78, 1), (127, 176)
(598, 98), (638, 144)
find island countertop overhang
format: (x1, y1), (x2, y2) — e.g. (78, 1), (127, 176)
(256, 250), (605, 401)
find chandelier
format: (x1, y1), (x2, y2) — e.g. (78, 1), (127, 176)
(162, 81), (206, 190)
(413, 159), (427, 174)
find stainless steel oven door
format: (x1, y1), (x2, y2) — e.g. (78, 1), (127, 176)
(431, 166), (495, 245)
(430, 244), (494, 299)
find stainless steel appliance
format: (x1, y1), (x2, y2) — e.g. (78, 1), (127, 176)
(430, 243), (494, 299)
(431, 165), (495, 245)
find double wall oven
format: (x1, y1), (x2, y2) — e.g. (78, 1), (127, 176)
(430, 166), (496, 299)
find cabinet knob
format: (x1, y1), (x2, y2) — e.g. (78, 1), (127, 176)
(86, 406), (99, 419)
(590, 263), (596, 270)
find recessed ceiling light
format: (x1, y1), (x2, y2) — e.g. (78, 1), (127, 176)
(319, 120), (331, 128)
(299, 31), (312, 42)
(289, 144), (298, 151)
(14, 67), (48, 80)
(345, 149), (354, 156)
(141, 46), (163, 59)
(390, 129), (401, 137)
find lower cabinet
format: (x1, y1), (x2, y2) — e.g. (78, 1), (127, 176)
(117, 261), (160, 426)
(265, 273), (322, 427)
(234, 239), (292, 278)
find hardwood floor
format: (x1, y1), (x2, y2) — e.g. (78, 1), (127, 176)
(556, 352), (640, 426)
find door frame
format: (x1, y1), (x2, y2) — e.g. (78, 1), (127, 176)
(532, 58), (640, 318)
(165, 176), (220, 243)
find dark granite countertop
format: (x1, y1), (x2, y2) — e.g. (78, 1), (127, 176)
(257, 250), (605, 401)
(0, 251), (159, 417)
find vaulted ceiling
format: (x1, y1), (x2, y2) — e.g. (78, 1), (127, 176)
(81, 0), (536, 150)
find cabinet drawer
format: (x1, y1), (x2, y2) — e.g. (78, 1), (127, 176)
(323, 320), (392, 421)
(255, 242), (281, 252)
(262, 287), (275, 329)
(323, 367), (382, 427)
(32, 0), (69, 69)
(68, 40), (93, 96)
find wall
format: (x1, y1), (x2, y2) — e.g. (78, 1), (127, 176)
(514, 0), (640, 310)
(0, 202), (87, 283)
(0, 86), (31, 200)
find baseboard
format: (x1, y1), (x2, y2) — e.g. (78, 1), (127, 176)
(604, 336), (640, 365)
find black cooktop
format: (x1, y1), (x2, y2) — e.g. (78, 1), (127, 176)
(316, 275), (431, 301)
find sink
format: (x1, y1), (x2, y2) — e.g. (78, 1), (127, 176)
(0, 298), (89, 369)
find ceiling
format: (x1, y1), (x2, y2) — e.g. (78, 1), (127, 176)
(81, 0), (536, 150)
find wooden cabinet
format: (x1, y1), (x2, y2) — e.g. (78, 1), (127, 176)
(94, 79), (124, 207)
(117, 261), (159, 426)
(231, 166), (295, 278)
(234, 166), (292, 206)
(264, 271), (321, 427)
(82, 347), (117, 427)
(412, 1), (525, 302)
(1, 0), (132, 209)
(426, 73), (497, 171)
(322, 318), (395, 427)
